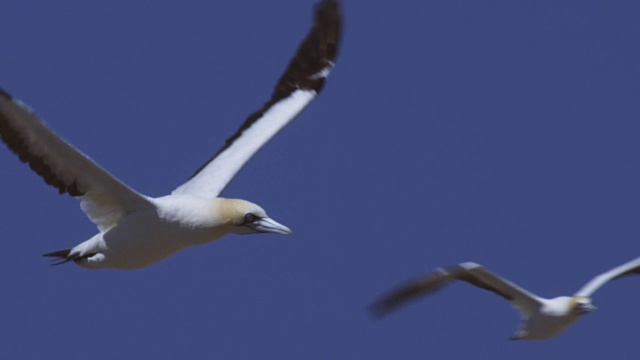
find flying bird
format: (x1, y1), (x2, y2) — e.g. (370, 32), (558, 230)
(370, 258), (640, 340)
(0, 0), (342, 270)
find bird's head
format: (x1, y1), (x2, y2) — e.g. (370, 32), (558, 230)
(571, 296), (597, 315)
(214, 198), (292, 236)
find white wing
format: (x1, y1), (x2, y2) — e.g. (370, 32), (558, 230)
(574, 257), (640, 297)
(172, 0), (342, 199)
(0, 89), (153, 232)
(371, 262), (543, 319)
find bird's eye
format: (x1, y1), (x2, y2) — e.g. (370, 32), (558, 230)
(244, 213), (258, 224)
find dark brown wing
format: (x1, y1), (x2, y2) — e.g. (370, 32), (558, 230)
(173, 0), (342, 198)
(370, 263), (542, 319)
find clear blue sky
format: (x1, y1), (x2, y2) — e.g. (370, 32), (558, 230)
(2, 1), (640, 358)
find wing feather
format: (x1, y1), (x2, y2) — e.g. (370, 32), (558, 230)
(574, 257), (640, 297)
(0, 89), (153, 232)
(370, 262), (542, 319)
(172, 0), (342, 198)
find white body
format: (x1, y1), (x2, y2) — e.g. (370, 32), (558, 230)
(0, 0), (342, 270)
(372, 258), (640, 340)
(516, 297), (582, 340)
(75, 196), (231, 269)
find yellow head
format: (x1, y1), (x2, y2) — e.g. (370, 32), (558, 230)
(213, 198), (292, 235)
(570, 296), (597, 315)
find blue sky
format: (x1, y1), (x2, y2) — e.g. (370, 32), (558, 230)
(2, 1), (640, 358)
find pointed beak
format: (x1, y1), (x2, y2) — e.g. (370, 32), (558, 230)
(577, 303), (597, 314)
(253, 217), (292, 235)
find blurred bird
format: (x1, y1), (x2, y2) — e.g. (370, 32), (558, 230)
(0, 0), (342, 269)
(370, 257), (640, 340)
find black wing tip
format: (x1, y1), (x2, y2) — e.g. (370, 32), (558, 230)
(0, 98), (86, 197)
(315, 0), (342, 25)
(368, 300), (395, 320)
(0, 88), (13, 100)
(271, 0), (343, 95)
(367, 268), (459, 319)
(313, 0), (343, 67)
(317, 0), (340, 7)
(185, 0), (343, 181)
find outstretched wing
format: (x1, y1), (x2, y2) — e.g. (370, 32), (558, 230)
(0, 89), (153, 232)
(370, 262), (543, 319)
(574, 257), (640, 297)
(172, 0), (342, 198)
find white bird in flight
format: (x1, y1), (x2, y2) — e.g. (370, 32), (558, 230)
(370, 257), (640, 340)
(0, 0), (342, 270)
